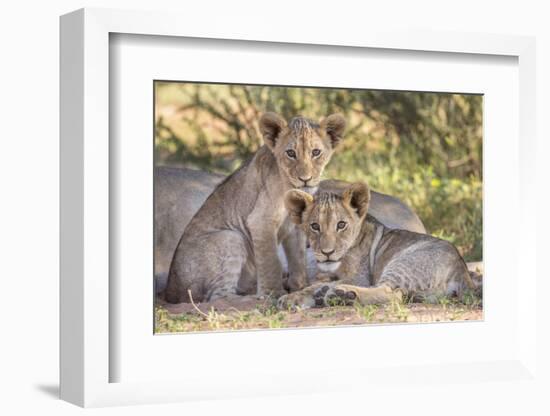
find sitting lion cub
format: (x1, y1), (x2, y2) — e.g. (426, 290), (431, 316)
(279, 181), (480, 309)
(164, 112), (346, 303)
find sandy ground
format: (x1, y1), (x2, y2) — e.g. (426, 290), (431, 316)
(155, 295), (483, 333)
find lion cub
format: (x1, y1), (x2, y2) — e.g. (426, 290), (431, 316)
(279, 181), (480, 309)
(164, 113), (346, 303)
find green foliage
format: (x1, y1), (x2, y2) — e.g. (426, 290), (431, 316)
(354, 303), (379, 322)
(155, 82), (482, 261)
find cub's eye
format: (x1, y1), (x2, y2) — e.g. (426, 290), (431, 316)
(337, 221), (347, 230)
(312, 148), (321, 157)
(310, 223), (320, 232)
(286, 149), (297, 159)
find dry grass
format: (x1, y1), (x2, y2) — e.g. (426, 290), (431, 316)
(155, 296), (483, 334)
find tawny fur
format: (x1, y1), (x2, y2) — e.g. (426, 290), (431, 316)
(279, 182), (479, 309)
(164, 113), (346, 303)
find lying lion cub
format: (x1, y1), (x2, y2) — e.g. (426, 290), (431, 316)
(164, 112), (346, 303)
(279, 181), (480, 309)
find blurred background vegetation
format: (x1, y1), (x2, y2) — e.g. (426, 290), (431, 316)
(155, 82), (482, 261)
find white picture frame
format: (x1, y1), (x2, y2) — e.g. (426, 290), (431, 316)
(60, 7), (538, 408)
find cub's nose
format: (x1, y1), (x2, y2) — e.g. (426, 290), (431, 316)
(299, 176), (313, 186)
(321, 249), (335, 257)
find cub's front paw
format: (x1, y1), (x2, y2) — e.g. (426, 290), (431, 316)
(257, 287), (288, 302)
(277, 291), (316, 311)
(314, 284), (358, 307)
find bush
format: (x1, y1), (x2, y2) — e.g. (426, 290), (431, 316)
(155, 82), (483, 261)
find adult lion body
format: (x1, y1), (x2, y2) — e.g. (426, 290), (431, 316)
(280, 181), (480, 309)
(164, 113), (347, 303)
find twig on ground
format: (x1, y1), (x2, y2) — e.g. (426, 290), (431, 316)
(187, 289), (209, 318)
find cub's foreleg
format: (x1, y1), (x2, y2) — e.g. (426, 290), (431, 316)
(281, 228), (308, 292)
(320, 284), (404, 306)
(248, 226), (286, 299)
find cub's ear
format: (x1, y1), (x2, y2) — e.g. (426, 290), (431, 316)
(259, 112), (286, 150)
(284, 190), (314, 225)
(320, 114), (346, 147)
(343, 182), (370, 218)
